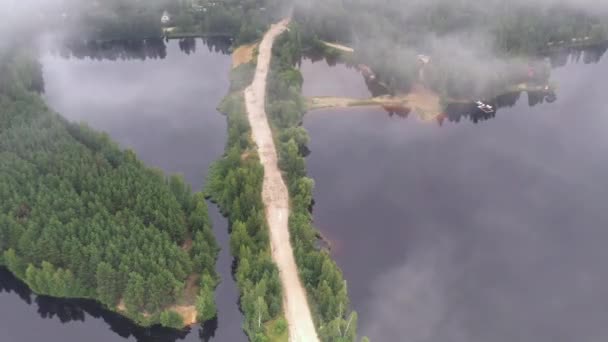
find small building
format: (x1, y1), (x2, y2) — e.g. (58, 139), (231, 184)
(417, 54), (431, 65)
(161, 11), (171, 25)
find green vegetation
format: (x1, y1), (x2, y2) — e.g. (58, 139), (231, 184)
(230, 62), (258, 93)
(208, 26), (362, 342)
(265, 317), (289, 342)
(5, 0), (604, 337)
(40, 0), (287, 44)
(206, 63), (284, 340)
(160, 310), (185, 329)
(266, 26), (364, 342)
(0, 48), (219, 328)
(187, 0), (288, 44)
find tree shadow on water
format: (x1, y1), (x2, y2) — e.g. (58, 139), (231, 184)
(0, 267), (214, 342)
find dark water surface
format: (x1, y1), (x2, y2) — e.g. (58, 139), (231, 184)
(302, 57), (608, 341)
(0, 39), (245, 342)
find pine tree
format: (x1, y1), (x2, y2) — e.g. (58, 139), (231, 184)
(123, 273), (145, 312)
(96, 262), (119, 306)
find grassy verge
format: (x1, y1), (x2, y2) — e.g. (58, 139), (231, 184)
(265, 317), (289, 342)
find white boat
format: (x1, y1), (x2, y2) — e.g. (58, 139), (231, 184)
(476, 101), (494, 113)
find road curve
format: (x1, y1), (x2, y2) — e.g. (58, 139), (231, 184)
(243, 18), (320, 342)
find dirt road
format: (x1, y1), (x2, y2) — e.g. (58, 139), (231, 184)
(308, 84), (444, 121)
(322, 41), (355, 53)
(244, 19), (320, 342)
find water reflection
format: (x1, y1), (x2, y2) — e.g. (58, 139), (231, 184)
(304, 43), (606, 125)
(0, 267), (200, 342)
(0, 38), (244, 342)
(379, 45), (604, 123)
(438, 88), (556, 125)
(303, 54), (608, 342)
(46, 36), (232, 61)
(179, 38), (197, 55)
(547, 43), (608, 68)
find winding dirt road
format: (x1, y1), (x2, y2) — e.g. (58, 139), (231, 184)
(244, 19), (320, 342)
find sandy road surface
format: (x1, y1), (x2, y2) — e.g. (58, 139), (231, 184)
(244, 18), (320, 342)
(322, 41), (355, 53)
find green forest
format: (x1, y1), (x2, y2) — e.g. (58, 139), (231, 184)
(33, 0), (287, 44)
(206, 64), (286, 341)
(0, 48), (219, 328)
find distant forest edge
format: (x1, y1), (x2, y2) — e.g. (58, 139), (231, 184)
(26, 0), (608, 100)
(22, 0), (290, 45)
(294, 0), (608, 99)
(45, 36), (233, 61)
(0, 48), (220, 329)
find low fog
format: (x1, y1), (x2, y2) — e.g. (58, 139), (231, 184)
(2, 1), (608, 342)
(296, 0), (608, 98)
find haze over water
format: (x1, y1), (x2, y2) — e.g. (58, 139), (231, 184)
(302, 55), (608, 342)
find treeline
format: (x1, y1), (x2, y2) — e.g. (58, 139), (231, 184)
(266, 26), (365, 342)
(549, 44), (608, 67)
(43, 0), (172, 40)
(206, 64), (285, 340)
(0, 48), (219, 328)
(37, 0), (288, 46)
(47, 36), (232, 62)
(295, 0), (608, 55)
(294, 0), (608, 99)
(182, 0), (289, 45)
(438, 90), (557, 125)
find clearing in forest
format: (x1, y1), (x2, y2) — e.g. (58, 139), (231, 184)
(232, 43), (257, 68)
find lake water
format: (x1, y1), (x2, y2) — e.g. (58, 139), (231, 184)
(0, 39), (246, 342)
(301, 53), (608, 342)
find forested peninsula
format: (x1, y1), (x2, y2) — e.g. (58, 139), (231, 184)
(0, 48), (219, 328)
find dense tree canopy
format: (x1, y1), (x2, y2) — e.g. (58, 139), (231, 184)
(266, 28), (363, 342)
(207, 72), (284, 339)
(0, 48), (219, 327)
